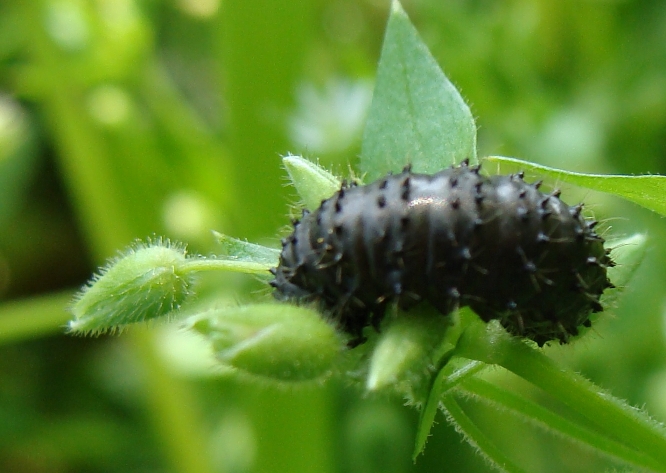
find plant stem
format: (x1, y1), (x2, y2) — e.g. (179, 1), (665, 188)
(414, 358), (486, 458)
(458, 377), (664, 472)
(130, 328), (215, 473)
(455, 319), (666, 469)
(179, 258), (272, 275)
(441, 394), (529, 473)
(0, 291), (73, 345)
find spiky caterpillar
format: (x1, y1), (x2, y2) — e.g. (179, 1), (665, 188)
(270, 161), (614, 347)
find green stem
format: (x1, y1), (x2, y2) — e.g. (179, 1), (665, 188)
(130, 329), (215, 473)
(414, 357), (486, 458)
(455, 319), (666, 469)
(458, 377), (663, 472)
(0, 291), (73, 345)
(440, 394), (529, 473)
(179, 258), (272, 275)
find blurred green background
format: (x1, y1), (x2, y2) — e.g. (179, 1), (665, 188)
(1, 1), (666, 472)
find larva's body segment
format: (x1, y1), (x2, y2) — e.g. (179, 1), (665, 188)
(271, 162), (614, 346)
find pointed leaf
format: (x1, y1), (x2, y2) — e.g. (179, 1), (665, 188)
(360, 0), (476, 181)
(213, 231), (280, 267)
(486, 156), (666, 216)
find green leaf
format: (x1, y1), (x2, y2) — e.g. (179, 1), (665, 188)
(604, 233), (648, 301)
(486, 156), (666, 216)
(360, 0), (477, 181)
(282, 155), (342, 210)
(213, 231), (280, 267)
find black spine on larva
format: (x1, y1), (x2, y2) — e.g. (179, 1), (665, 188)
(271, 163), (614, 346)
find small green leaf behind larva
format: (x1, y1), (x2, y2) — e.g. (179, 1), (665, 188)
(605, 233), (648, 298)
(187, 303), (342, 382)
(69, 239), (195, 335)
(282, 154), (342, 211)
(212, 231), (280, 267)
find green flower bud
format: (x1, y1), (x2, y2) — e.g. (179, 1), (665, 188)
(69, 239), (194, 334)
(188, 303), (342, 382)
(282, 155), (341, 211)
(367, 307), (455, 402)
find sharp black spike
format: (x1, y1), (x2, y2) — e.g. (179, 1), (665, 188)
(401, 177), (411, 200)
(571, 203), (584, 218)
(524, 261), (537, 273)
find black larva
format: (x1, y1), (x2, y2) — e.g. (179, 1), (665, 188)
(270, 161), (614, 347)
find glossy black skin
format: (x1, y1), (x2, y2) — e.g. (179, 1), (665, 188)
(271, 161), (614, 347)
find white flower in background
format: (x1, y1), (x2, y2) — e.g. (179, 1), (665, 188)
(289, 79), (372, 155)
